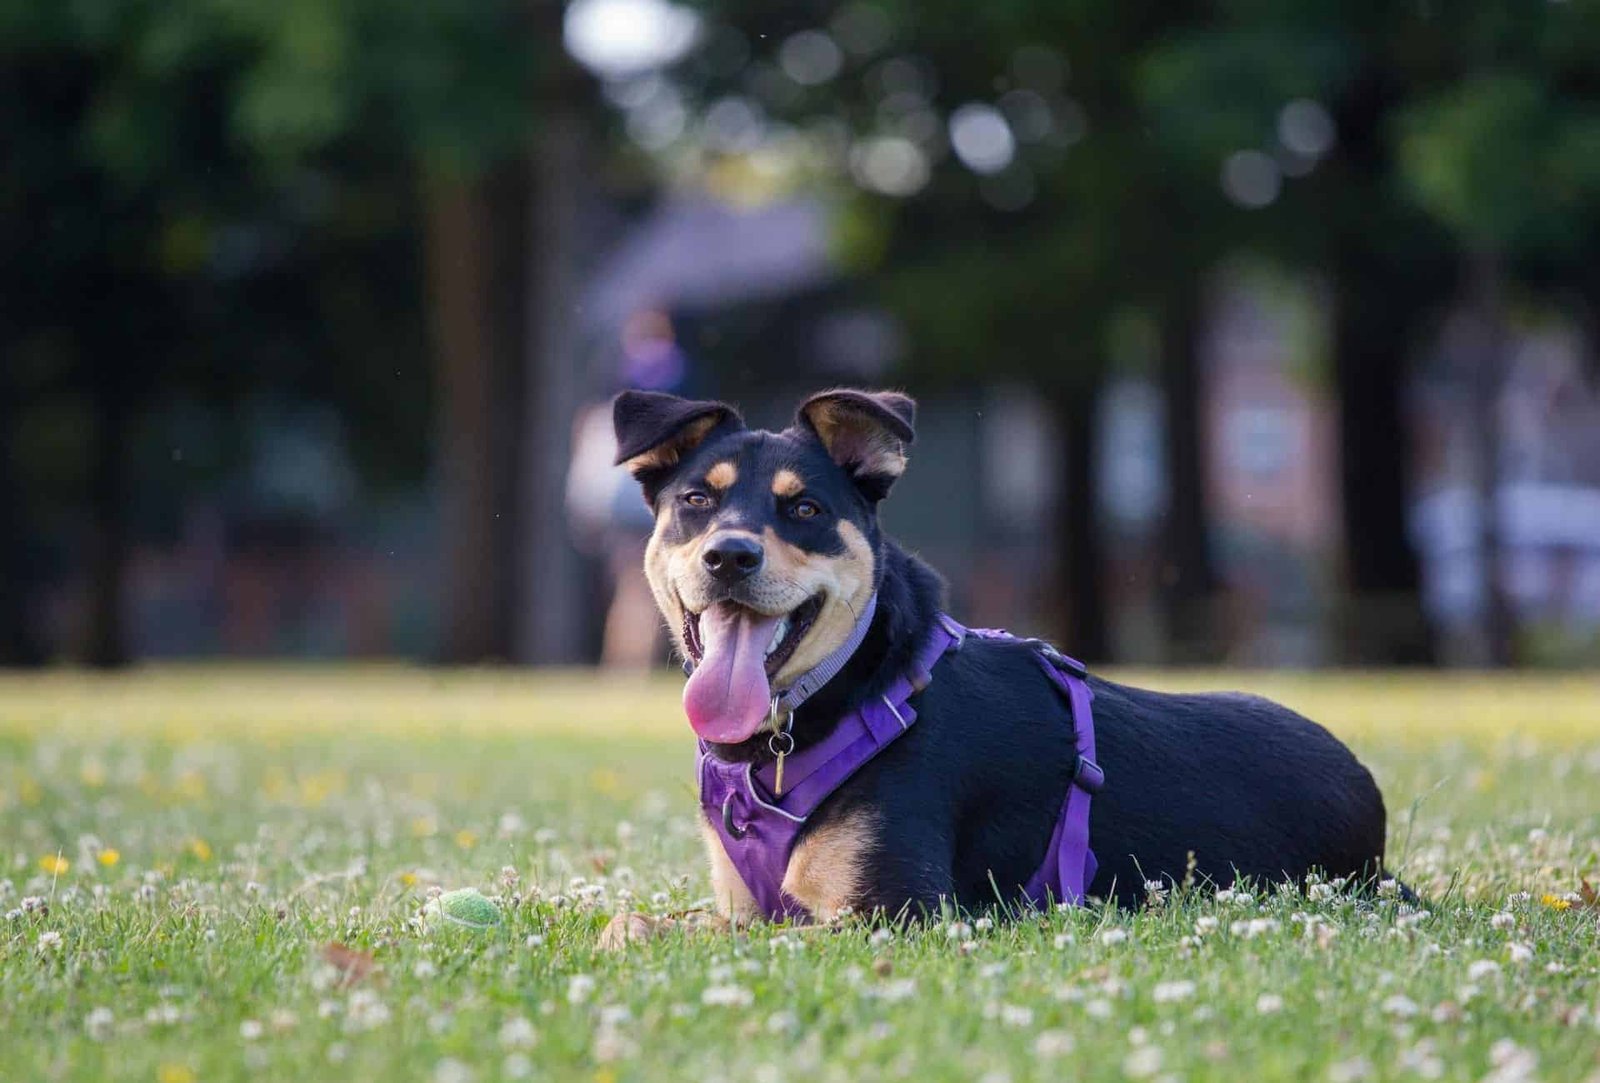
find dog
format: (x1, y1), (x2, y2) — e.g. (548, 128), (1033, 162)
(603, 386), (1395, 932)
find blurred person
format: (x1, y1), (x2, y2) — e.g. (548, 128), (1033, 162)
(565, 308), (691, 668)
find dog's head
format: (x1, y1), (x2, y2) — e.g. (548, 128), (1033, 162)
(613, 388), (916, 744)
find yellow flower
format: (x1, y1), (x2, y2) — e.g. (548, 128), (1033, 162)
(590, 768), (622, 797)
(410, 817), (437, 838)
(38, 854), (69, 876)
(19, 777), (42, 805)
(454, 829), (479, 850)
(1541, 893), (1572, 911)
(400, 871), (419, 888)
(186, 838), (213, 862)
(98, 849), (121, 868)
(80, 762), (107, 788)
(157, 1064), (196, 1083)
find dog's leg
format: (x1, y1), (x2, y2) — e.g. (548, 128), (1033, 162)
(782, 808), (881, 921)
(699, 817), (760, 923)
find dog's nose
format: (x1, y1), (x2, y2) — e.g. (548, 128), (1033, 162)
(702, 533), (764, 583)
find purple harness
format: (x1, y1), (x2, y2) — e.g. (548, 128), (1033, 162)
(698, 614), (1103, 921)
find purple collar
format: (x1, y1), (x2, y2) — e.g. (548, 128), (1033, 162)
(698, 614), (1103, 921)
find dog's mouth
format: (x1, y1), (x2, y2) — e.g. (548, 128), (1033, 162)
(684, 595), (823, 675)
(680, 595), (824, 745)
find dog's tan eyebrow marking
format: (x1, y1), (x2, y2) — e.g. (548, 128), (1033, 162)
(705, 461), (737, 489)
(771, 469), (804, 498)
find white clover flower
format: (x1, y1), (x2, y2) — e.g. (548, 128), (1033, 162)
(869, 927), (894, 946)
(1381, 995), (1419, 1018)
(1195, 916), (1220, 935)
(701, 984), (753, 1007)
(84, 1007), (114, 1040)
(239, 1019), (264, 1041)
(344, 990), (391, 1032)
(499, 1016), (537, 1050)
(945, 921), (973, 941)
(1398, 1040), (1444, 1080)
(433, 1057), (474, 1083)
(567, 974), (596, 1004)
(1231, 918), (1280, 939)
(1122, 1045), (1163, 1079)
(503, 1054), (532, 1080)
(1152, 980), (1195, 1004)
(1377, 879), (1399, 898)
(1490, 912), (1516, 930)
(1097, 927), (1128, 946)
(870, 979), (918, 1003)
(1507, 942), (1533, 964)
(1053, 933), (1075, 949)
(992, 1003), (1030, 1027)
(1327, 1056), (1375, 1082)
(1256, 994), (1284, 1014)
(1467, 959), (1501, 981)
(766, 1010), (799, 1034)
(973, 917), (994, 932)
(1085, 998), (1113, 1020)
(1034, 1030), (1075, 1057)
(1485, 1039), (1537, 1083)
(37, 930), (62, 951)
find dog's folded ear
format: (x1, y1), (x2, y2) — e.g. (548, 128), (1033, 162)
(797, 388), (916, 502)
(613, 390), (743, 502)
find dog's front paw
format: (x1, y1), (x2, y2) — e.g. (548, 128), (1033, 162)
(596, 912), (662, 952)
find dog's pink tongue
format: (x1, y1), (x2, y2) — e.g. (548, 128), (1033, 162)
(684, 601), (782, 743)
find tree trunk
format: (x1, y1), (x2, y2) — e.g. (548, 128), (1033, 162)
(1158, 274), (1219, 663)
(1052, 382), (1109, 662)
(0, 378), (46, 666)
(425, 174), (504, 663)
(1464, 249), (1515, 667)
(516, 1), (589, 665)
(84, 368), (130, 668)
(1330, 248), (1436, 664)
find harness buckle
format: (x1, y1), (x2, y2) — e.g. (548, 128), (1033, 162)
(1033, 640), (1088, 679)
(1072, 754), (1105, 794)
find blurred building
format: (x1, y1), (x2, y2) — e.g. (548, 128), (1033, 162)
(1410, 319), (1600, 663)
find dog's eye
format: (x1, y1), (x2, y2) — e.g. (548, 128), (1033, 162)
(792, 498), (822, 520)
(682, 491), (712, 509)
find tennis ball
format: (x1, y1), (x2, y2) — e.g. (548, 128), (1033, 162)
(423, 888), (502, 930)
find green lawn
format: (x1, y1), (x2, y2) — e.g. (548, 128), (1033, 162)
(1, 667), (1597, 1082)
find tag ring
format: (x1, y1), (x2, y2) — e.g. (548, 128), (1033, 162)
(767, 730), (795, 758)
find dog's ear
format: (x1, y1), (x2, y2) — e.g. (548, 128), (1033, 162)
(796, 388), (916, 502)
(613, 390), (743, 503)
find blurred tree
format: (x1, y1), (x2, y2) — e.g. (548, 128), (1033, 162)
(668, 0), (1225, 659)
(1, 0), (595, 664)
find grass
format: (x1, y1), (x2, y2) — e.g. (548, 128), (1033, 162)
(1, 666), (1597, 1082)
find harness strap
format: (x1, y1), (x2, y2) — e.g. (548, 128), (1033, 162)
(698, 613), (1103, 920)
(750, 615), (960, 816)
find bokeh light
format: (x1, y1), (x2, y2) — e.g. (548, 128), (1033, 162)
(949, 103), (1016, 175)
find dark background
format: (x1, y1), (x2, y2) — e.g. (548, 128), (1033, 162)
(5, 0), (1600, 671)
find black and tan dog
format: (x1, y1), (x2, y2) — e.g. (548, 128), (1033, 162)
(606, 387), (1394, 929)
